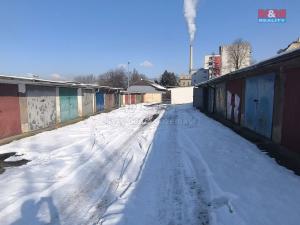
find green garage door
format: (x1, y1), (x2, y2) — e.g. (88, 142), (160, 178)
(59, 88), (78, 122)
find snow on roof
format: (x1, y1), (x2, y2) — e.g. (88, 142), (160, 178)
(149, 82), (167, 91)
(130, 79), (167, 91)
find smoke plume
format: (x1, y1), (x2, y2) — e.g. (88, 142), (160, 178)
(184, 0), (199, 43)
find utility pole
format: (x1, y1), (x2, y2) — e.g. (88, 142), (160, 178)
(127, 61), (131, 105)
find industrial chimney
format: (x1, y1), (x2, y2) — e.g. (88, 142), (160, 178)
(189, 44), (193, 75)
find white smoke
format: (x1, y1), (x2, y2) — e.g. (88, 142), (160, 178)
(184, 0), (199, 43)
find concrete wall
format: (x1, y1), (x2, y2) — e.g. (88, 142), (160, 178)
(26, 85), (57, 131)
(143, 93), (162, 103)
(18, 84), (29, 133)
(170, 87), (193, 104)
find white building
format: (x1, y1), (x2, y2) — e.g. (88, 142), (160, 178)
(220, 44), (251, 75)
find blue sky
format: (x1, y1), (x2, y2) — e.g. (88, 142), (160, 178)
(0, 0), (299, 79)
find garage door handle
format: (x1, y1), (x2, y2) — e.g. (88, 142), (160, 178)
(0, 110), (2, 113)
(254, 99), (259, 103)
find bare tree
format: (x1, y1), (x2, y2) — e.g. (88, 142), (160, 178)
(129, 69), (147, 85)
(98, 68), (128, 88)
(227, 39), (252, 70)
(73, 74), (97, 84)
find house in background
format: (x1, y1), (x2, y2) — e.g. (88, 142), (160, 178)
(191, 68), (209, 86)
(127, 79), (167, 103)
(178, 75), (192, 87)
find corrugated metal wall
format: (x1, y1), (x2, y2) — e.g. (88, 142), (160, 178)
(215, 83), (226, 118)
(96, 92), (105, 112)
(245, 74), (275, 138)
(59, 88), (78, 122)
(0, 84), (22, 139)
(82, 89), (94, 116)
(26, 85), (56, 131)
(281, 68), (300, 152)
(226, 79), (243, 124)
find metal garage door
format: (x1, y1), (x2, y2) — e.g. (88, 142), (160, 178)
(96, 92), (105, 112)
(245, 74), (275, 138)
(59, 88), (78, 123)
(0, 84), (21, 139)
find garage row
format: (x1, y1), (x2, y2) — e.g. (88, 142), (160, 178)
(0, 76), (147, 140)
(193, 49), (300, 154)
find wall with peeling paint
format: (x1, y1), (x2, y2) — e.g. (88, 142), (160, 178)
(105, 94), (115, 110)
(0, 83), (22, 139)
(26, 85), (57, 131)
(215, 83), (226, 118)
(82, 89), (94, 116)
(59, 88), (78, 123)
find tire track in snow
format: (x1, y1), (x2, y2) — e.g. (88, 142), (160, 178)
(86, 109), (165, 225)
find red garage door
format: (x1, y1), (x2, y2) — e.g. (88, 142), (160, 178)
(131, 95), (136, 104)
(0, 84), (22, 139)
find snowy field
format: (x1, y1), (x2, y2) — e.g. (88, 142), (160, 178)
(1, 104), (300, 225)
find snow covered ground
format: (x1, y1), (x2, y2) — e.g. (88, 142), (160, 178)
(1, 104), (300, 225)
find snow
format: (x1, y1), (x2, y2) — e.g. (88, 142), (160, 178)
(0, 104), (165, 225)
(1, 104), (300, 225)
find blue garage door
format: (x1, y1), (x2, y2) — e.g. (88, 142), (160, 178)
(245, 74), (275, 138)
(96, 92), (105, 112)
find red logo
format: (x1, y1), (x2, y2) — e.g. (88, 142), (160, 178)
(258, 9), (286, 18)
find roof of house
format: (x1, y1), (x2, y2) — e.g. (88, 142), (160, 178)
(129, 79), (167, 91)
